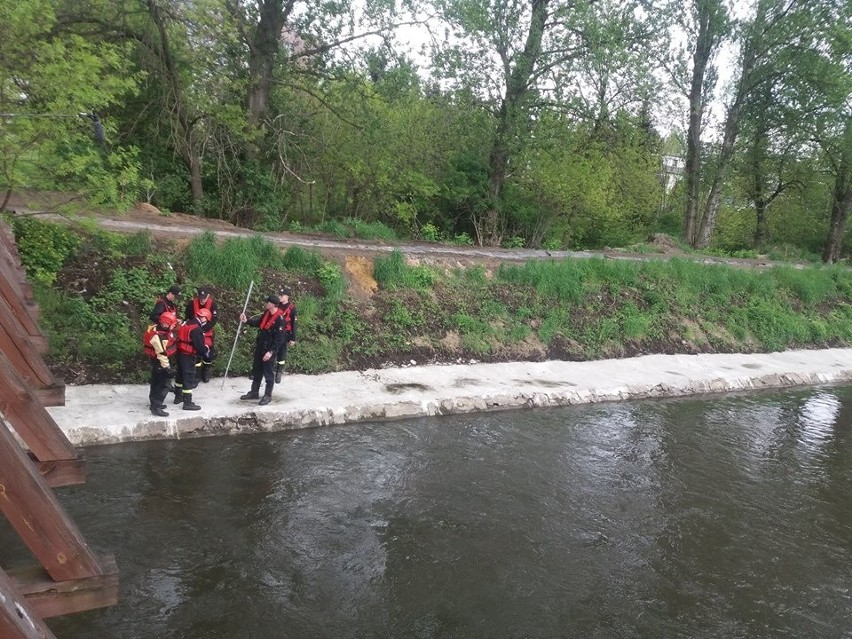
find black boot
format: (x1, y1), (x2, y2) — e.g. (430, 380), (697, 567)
(151, 406), (169, 417)
(240, 391), (260, 400)
(201, 365), (211, 383)
(173, 390), (183, 404)
(274, 365), (283, 384)
(183, 398), (201, 411)
(258, 395), (272, 406)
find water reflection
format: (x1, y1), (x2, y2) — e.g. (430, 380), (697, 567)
(13, 384), (850, 638)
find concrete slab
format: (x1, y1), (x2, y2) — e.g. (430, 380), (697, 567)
(46, 348), (852, 446)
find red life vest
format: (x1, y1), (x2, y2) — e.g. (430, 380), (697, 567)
(143, 325), (176, 359)
(176, 320), (201, 355)
(193, 297), (215, 346)
(192, 296), (213, 316)
(155, 296), (177, 313)
(259, 307), (284, 330)
(279, 303), (293, 333)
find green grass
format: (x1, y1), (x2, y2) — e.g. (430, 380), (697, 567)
(373, 250), (437, 290)
(17, 219), (852, 382)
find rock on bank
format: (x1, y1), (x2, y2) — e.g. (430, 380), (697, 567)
(47, 349), (852, 446)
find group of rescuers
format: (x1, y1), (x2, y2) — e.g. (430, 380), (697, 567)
(143, 285), (297, 417)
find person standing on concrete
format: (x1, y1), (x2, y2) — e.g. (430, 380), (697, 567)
(274, 287), (297, 383)
(150, 284), (181, 324)
(143, 310), (178, 417)
(174, 307), (212, 410)
(239, 295), (286, 405)
(185, 286), (218, 383)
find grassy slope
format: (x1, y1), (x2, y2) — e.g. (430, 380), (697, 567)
(11, 218), (852, 385)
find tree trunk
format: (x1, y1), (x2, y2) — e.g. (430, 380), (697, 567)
(481, 0), (549, 247)
(695, 91), (745, 248)
(823, 118), (852, 263)
(147, 0), (204, 211)
(244, 0), (292, 156)
(682, 1), (720, 246)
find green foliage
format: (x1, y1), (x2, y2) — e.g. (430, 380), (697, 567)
(420, 223), (441, 242)
(451, 232), (475, 246)
(185, 231), (278, 289)
(12, 218), (80, 285)
(373, 250), (437, 290)
(123, 230), (154, 256)
(317, 261), (345, 300)
(497, 259), (585, 303)
(0, 0), (142, 208)
(387, 299), (422, 331)
(281, 245), (324, 273)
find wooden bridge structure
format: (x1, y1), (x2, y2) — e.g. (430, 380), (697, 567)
(0, 220), (117, 638)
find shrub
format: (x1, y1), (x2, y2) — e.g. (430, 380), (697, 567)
(12, 218), (80, 285)
(420, 223), (441, 242)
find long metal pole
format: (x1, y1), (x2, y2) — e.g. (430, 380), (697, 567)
(221, 280), (254, 389)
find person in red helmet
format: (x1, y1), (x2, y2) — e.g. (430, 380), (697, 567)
(174, 307), (212, 410)
(185, 286), (218, 383)
(143, 310), (178, 417)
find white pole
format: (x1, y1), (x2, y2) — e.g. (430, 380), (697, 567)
(221, 280), (254, 389)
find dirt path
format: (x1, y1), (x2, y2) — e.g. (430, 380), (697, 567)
(6, 191), (798, 271)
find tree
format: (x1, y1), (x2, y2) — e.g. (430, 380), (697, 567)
(0, 0), (141, 212)
(435, 0), (658, 246)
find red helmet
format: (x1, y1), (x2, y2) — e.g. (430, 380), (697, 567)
(196, 308), (213, 323)
(159, 311), (178, 329)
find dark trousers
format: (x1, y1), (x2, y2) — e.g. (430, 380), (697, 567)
(250, 347), (275, 396)
(149, 362), (170, 408)
(176, 353), (198, 400)
(275, 340), (289, 368)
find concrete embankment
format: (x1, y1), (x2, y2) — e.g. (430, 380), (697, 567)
(47, 348), (852, 446)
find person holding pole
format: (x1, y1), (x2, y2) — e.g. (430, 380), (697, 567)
(239, 295), (286, 405)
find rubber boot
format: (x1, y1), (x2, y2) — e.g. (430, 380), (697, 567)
(274, 364), (283, 384)
(173, 389), (183, 404)
(183, 397), (201, 411)
(240, 391), (260, 400)
(201, 365), (211, 383)
(258, 395), (272, 406)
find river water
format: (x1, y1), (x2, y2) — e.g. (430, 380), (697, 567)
(5, 385), (852, 638)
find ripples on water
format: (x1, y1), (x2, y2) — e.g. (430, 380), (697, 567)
(3, 386), (852, 638)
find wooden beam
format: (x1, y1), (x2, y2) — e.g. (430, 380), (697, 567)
(30, 386), (65, 408)
(0, 317), (58, 392)
(0, 259), (47, 352)
(0, 567), (56, 639)
(0, 353), (77, 462)
(0, 420), (105, 582)
(33, 456), (87, 488)
(10, 555), (119, 620)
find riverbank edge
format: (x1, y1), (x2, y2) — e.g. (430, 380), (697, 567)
(45, 348), (852, 447)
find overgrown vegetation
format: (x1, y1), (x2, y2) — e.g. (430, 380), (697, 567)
(10, 219), (852, 385)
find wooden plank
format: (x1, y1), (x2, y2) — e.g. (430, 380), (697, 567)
(0, 420), (105, 582)
(0, 567), (56, 639)
(0, 317), (56, 390)
(0, 353), (77, 462)
(32, 456), (86, 488)
(10, 555), (119, 620)
(30, 386), (65, 408)
(0, 260), (47, 351)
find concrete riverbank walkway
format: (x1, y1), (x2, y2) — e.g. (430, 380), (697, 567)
(47, 348), (852, 447)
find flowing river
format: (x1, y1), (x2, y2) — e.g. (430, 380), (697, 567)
(5, 385), (852, 638)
